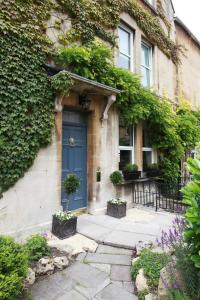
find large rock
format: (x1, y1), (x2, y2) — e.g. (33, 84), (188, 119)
(35, 257), (55, 275)
(135, 268), (149, 292)
(132, 256), (140, 266)
(25, 268), (35, 285)
(53, 256), (69, 269)
(145, 293), (158, 300)
(136, 241), (153, 256)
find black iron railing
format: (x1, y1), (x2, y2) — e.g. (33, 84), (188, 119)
(133, 177), (191, 213)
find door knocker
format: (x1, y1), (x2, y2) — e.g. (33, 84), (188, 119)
(68, 137), (75, 146)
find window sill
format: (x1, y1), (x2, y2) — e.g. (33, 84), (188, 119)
(117, 177), (161, 186)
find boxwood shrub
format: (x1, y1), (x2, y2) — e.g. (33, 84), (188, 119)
(0, 236), (28, 300)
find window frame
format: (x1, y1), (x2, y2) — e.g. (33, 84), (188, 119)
(141, 41), (153, 87)
(142, 147), (157, 167)
(119, 126), (135, 168)
(118, 24), (134, 72)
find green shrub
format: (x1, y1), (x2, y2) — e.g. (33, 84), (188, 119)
(124, 163), (138, 172)
(168, 289), (190, 300)
(138, 289), (149, 300)
(63, 174), (80, 195)
(131, 249), (169, 289)
(110, 171), (123, 185)
(0, 236), (28, 300)
(182, 156), (200, 268)
(25, 234), (50, 261)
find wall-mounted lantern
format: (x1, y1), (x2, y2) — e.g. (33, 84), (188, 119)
(79, 93), (91, 110)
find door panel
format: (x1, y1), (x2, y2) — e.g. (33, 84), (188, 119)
(62, 124), (87, 211)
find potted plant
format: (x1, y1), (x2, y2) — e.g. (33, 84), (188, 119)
(108, 171), (127, 218)
(52, 174), (80, 239)
(107, 199), (127, 218)
(143, 163), (162, 178)
(123, 163), (141, 180)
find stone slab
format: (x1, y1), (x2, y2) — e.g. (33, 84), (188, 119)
(123, 281), (135, 293)
(77, 219), (111, 242)
(55, 289), (87, 300)
(85, 253), (131, 266)
(110, 265), (132, 281)
(89, 263), (111, 274)
(103, 230), (155, 249)
(65, 262), (110, 299)
(97, 244), (133, 256)
(96, 283), (138, 300)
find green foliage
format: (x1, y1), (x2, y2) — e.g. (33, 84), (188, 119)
(51, 70), (73, 96)
(138, 289), (149, 300)
(55, 43), (200, 182)
(124, 163), (138, 172)
(0, 236), (28, 300)
(131, 249), (169, 289)
(63, 174), (80, 195)
(25, 234), (50, 262)
(0, 0), (54, 192)
(168, 290), (190, 300)
(110, 171), (123, 186)
(182, 156), (200, 269)
(175, 245), (200, 300)
(57, 0), (182, 64)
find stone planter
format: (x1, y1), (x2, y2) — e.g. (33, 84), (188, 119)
(52, 215), (77, 239)
(107, 202), (126, 218)
(123, 170), (141, 181)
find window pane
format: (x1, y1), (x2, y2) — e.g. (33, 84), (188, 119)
(141, 66), (150, 87)
(117, 53), (130, 70)
(143, 125), (152, 147)
(119, 150), (132, 170)
(119, 27), (130, 55)
(143, 151), (152, 170)
(141, 44), (150, 67)
(119, 126), (133, 146)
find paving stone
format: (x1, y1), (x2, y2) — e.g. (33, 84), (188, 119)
(77, 219), (111, 242)
(76, 252), (87, 262)
(96, 283), (138, 300)
(30, 272), (73, 300)
(97, 244), (133, 256)
(110, 265), (132, 281)
(54, 289), (87, 300)
(90, 263), (111, 274)
(64, 262), (110, 299)
(123, 281), (135, 293)
(103, 230), (155, 249)
(85, 253), (131, 266)
(111, 281), (123, 288)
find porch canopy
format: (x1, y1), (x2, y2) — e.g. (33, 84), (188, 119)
(43, 64), (120, 120)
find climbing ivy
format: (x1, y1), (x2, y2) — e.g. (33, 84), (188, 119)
(0, 0), (54, 192)
(55, 43), (200, 181)
(57, 0), (182, 64)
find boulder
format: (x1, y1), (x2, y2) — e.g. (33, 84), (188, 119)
(135, 268), (149, 292)
(132, 256), (140, 266)
(53, 256), (69, 269)
(25, 268), (35, 285)
(136, 241), (153, 256)
(145, 293), (158, 300)
(35, 257), (55, 275)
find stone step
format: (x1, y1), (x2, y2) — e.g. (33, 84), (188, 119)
(84, 253), (132, 266)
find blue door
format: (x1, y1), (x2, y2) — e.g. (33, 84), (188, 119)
(61, 122), (87, 211)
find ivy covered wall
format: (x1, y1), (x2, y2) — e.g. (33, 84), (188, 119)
(0, 0), (188, 193)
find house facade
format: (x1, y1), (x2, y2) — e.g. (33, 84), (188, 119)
(1, 0), (200, 238)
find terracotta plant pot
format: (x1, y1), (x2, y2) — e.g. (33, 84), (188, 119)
(52, 215), (77, 239)
(107, 202), (126, 218)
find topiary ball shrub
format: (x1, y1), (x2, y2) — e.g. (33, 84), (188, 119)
(0, 236), (28, 300)
(25, 234), (50, 262)
(63, 174), (80, 195)
(110, 171), (123, 185)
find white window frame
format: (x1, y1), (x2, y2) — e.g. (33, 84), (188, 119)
(142, 147), (157, 166)
(118, 24), (134, 72)
(141, 41), (153, 87)
(119, 126), (135, 167)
